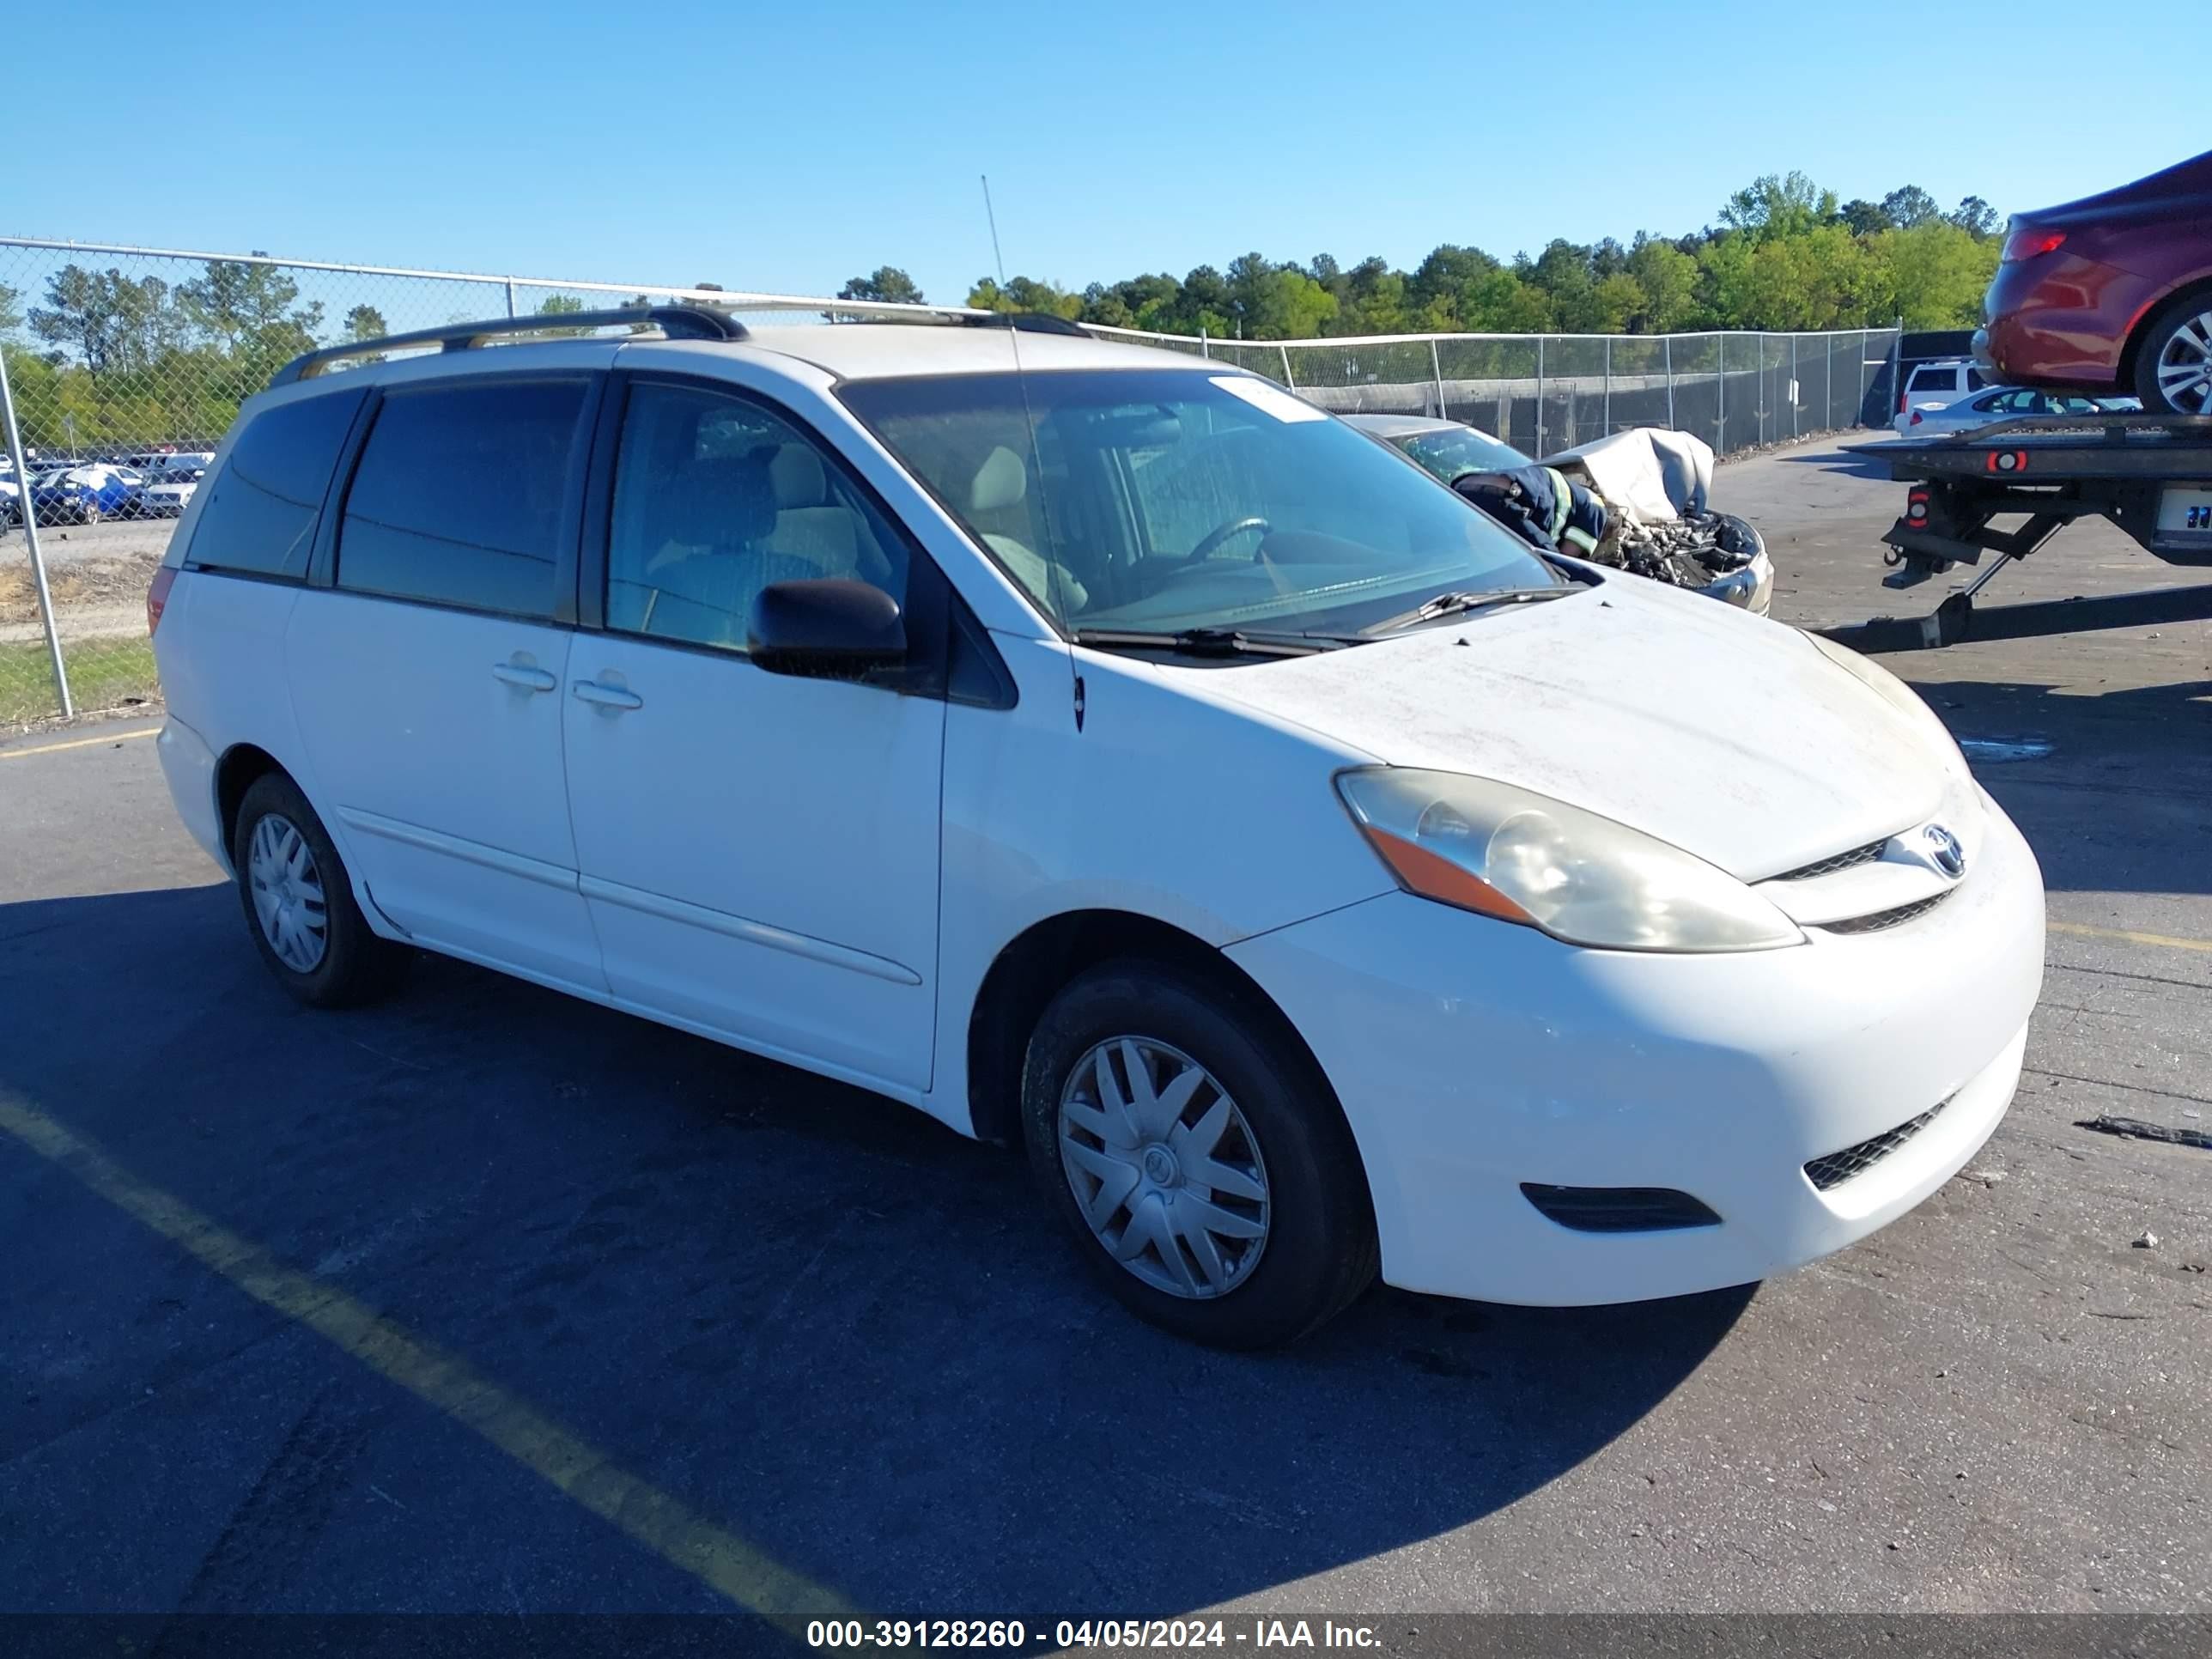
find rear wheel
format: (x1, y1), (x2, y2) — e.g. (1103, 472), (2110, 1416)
(230, 773), (406, 1006)
(2133, 293), (2212, 415)
(1021, 959), (1377, 1349)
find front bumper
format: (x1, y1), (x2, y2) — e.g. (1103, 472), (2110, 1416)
(1225, 792), (2045, 1305)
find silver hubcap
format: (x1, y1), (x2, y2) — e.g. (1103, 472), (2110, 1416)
(2154, 310), (2212, 414)
(247, 813), (328, 973)
(1057, 1036), (1271, 1300)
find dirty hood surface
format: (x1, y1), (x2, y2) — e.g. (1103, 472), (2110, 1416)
(1188, 582), (1955, 881)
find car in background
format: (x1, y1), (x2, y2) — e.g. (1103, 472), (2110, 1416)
(1343, 414), (1774, 614)
(138, 467), (205, 518)
(1976, 149), (2212, 415)
(1898, 386), (2135, 437)
(0, 476), (17, 526)
(1889, 360), (1990, 432)
(28, 463), (143, 524)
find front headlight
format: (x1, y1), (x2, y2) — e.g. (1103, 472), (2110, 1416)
(1336, 769), (1804, 953)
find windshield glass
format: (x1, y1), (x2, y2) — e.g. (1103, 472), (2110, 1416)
(840, 369), (1557, 635)
(1393, 425), (1532, 483)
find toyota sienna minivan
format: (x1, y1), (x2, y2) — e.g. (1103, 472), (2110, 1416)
(149, 307), (2045, 1347)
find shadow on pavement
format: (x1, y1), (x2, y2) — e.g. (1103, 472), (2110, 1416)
(1777, 448), (1895, 480)
(1917, 677), (2212, 900)
(0, 882), (1751, 1616)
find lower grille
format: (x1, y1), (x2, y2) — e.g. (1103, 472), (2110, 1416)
(1803, 1097), (1953, 1191)
(1520, 1183), (1722, 1233)
(1818, 891), (1952, 934)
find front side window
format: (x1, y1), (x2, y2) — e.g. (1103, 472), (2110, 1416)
(604, 382), (908, 653)
(841, 369), (1556, 635)
(186, 387), (366, 578)
(337, 378), (589, 619)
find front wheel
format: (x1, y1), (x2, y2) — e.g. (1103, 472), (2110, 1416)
(2133, 293), (2212, 416)
(230, 772), (407, 1006)
(1021, 959), (1377, 1348)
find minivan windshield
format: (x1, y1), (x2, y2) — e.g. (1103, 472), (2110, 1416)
(840, 368), (1559, 635)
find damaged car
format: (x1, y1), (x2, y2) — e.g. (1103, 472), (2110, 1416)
(1345, 415), (1775, 615)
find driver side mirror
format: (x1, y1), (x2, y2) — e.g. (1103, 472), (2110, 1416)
(748, 579), (906, 678)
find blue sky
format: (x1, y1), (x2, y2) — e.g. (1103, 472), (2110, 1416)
(10, 1), (2203, 304)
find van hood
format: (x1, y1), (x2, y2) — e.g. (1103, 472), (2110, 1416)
(1180, 582), (1958, 881)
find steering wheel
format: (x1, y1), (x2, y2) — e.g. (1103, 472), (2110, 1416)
(1180, 515), (1272, 567)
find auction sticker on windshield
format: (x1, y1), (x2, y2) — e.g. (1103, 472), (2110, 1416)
(1210, 375), (1326, 422)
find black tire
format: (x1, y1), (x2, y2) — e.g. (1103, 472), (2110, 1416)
(1020, 957), (1378, 1349)
(2131, 289), (2212, 416)
(230, 772), (407, 1007)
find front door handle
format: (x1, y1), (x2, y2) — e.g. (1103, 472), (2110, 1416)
(573, 679), (644, 712)
(491, 662), (558, 693)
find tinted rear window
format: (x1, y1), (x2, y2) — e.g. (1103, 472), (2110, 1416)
(336, 379), (589, 619)
(186, 389), (366, 578)
(1909, 368), (1959, 392)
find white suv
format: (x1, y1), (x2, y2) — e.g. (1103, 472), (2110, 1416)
(151, 307), (2045, 1347)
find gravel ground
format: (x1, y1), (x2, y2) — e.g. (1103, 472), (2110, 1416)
(0, 438), (2206, 1633)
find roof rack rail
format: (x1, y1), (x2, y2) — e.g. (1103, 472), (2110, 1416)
(957, 312), (1091, 337)
(268, 303), (748, 387)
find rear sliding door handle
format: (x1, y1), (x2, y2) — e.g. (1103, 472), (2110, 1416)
(491, 662), (557, 693)
(572, 679), (644, 712)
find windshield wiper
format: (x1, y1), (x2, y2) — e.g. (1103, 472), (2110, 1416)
(1071, 626), (1340, 659)
(1359, 586), (1577, 637)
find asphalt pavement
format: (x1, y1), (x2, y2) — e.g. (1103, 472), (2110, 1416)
(1, 438), (2207, 1635)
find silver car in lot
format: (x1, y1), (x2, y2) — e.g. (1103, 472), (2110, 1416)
(1346, 414), (1774, 615)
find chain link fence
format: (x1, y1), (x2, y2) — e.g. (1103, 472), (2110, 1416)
(0, 236), (1898, 727)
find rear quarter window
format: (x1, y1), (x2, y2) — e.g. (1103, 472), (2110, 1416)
(185, 388), (368, 578)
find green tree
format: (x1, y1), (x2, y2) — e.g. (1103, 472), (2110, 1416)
(1872, 222), (2001, 327)
(839, 267), (925, 305)
(966, 276), (1082, 319)
(1628, 236), (1699, 331)
(1838, 198), (1894, 234)
(0, 283), (21, 337)
(1948, 196), (2000, 238)
(176, 258), (323, 359)
(30, 265), (179, 374)
(1881, 185), (1942, 229)
(1719, 172), (1838, 242)
(343, 304), (389, 341)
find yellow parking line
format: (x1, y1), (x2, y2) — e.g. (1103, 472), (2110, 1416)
(2049, 920), (2212, 955)
(0, 727), (159, 762)
(0, 1092), (856, 1628)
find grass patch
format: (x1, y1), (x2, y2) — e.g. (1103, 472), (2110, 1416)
(0, 635), (161, 726)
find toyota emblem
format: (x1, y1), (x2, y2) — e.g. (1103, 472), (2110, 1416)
(1923, 823), (1966, 878)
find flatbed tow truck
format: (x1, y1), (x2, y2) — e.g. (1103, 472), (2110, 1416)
(1819, 412), (2212, 653)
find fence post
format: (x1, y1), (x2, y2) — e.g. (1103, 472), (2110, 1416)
(1602, 337), (1612, 436)
(1431, 337), (1446, 420)
(1717, 333), (1725, 453)
(1858, 329), (1869, 427)
(0, 346), (74, 720)
(1790, 333), (1799, 440)
(1200, 327), (1210, 360)
(504, 279), (517, 319)
(1535, 337), (1546, 453)
(1279, 343), (1294, 388)
(1665, 335), (1675, 428)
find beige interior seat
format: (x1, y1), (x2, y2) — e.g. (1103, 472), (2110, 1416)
(765, 445), (867, 577)
(968, 446), (1087, 613)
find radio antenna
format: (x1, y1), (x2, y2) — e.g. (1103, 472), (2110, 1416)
(981, 174), (1007, 286)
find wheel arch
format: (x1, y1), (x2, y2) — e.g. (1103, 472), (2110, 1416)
(214, 742), (291, 865)
(963, 908), (1364, 1183)
(2120, 275), (2212, 386)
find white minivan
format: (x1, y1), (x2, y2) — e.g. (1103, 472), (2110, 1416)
(150, 307), (2045, 1347)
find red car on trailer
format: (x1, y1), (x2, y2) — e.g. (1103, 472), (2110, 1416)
(1975, 149), (2212, 416)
